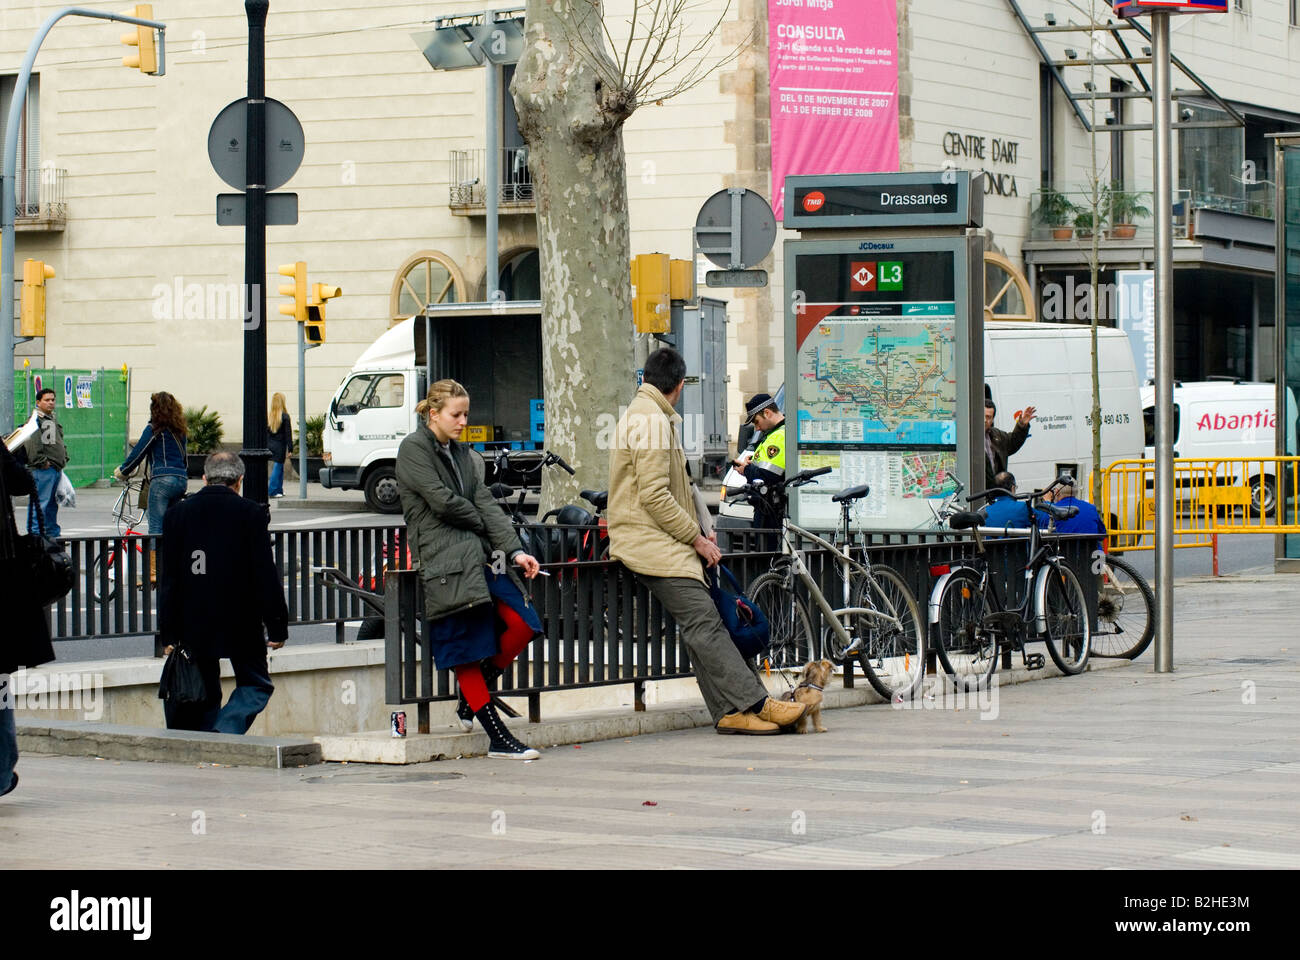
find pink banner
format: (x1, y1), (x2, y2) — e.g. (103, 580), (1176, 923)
(768, 0), (899, 220)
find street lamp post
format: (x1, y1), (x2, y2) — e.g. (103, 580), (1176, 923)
(412, 9), (525, 305)
(1, 6), (166, 435)
(1151, 11), (1174, 673)
(241, 0), (271, 507)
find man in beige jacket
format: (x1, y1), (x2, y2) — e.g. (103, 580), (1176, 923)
(608, 348), (806, 735)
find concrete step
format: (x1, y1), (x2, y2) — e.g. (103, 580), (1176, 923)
(17, 719), (323, 769)
(316, 654), (1134, 763)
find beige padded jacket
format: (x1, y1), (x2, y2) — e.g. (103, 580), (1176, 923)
(606, 383), (705, 583)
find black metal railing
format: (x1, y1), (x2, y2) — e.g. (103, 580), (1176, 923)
(382, 525), (1099, 731)
(52, 523), (1097, 711)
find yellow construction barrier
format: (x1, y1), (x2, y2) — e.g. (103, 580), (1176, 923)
(1089, 457), (1300, 574)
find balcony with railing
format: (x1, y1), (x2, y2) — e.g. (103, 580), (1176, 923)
(1028, 186), (1192, 244)
(448, 147), (534, 214)
(14, 167), (67, 231)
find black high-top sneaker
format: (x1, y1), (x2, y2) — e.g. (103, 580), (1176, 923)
(455, 691), (475, 732)
(473, 702), (540, 760)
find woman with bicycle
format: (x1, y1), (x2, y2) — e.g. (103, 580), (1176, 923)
(114, 391), (188, 584)
(395, 379), (545, 760)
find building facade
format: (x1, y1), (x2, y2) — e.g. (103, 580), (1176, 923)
(5, 0), (1297, 449)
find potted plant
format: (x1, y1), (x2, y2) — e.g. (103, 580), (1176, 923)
(184, 405), (224, 477)
(1073, 208), (1106, 240)
(290, 414), (327, 482)
(1036, 188), (1077, 240)
(1104, 182), (1150, 239)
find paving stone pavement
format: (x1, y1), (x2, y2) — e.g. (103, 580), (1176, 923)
(2, 574), (1296, 869)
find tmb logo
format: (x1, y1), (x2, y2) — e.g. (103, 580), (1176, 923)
(802, 191), (825, 213)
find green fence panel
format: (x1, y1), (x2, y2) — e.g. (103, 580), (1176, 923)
(13, 368), (131, 487)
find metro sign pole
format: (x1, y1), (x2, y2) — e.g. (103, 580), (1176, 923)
(1112, 0), (1228, 673)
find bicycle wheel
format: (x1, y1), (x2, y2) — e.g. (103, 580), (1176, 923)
(748, 571), (813, 671)
(89, 547), (119, 603)
(1041, 561), (1090, 675)
(848, 565), (925, 700)
(934, 567), (999, 690)
(1090, 555), (1154, 660)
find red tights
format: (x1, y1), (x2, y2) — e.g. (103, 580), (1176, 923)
(453, 601), (535, 712)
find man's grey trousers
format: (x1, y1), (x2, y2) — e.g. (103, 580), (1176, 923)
(636, 573), (769, 724)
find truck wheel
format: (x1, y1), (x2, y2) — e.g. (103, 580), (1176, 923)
(1249, 475), (1276, 519)
(364, 466), (402, 514)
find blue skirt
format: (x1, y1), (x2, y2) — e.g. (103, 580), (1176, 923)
(426, 567), (543, 671)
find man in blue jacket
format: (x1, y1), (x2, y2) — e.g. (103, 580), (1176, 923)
(982, 471), (1037, 531)
(1042, 480), (1108, 551)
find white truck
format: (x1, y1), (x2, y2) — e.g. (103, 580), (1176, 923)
(721, 321), (1146, 531)
(319, 302), (544, 512)
(1139, 379), (1298, 516)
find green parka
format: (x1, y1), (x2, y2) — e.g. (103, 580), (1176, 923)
(395, 422), (527, 620)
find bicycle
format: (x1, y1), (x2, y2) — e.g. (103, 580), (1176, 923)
(1090, 552), (1155, 660)
(930, 474), (1091, 690)
(90, 478), (151, 602)
(729, 467), (926, 701)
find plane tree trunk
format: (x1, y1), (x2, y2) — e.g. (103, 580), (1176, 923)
(513, 1), (637, 514)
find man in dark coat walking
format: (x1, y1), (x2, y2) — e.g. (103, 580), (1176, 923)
(159, 452), (289, 733)
(1, 441), (56, 797)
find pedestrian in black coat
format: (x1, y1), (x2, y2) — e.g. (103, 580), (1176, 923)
(159, 452), (289, 733)
(2, 441), (55, 796)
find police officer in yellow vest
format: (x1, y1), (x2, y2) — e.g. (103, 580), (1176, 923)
(735, 393), (786, 530)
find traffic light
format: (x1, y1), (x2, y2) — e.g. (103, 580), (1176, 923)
(20, 259), (55, 338)
(669, 258), (695, 303)
(305, 283), (341, 344)
(278, 261), (307, 324)
(630, 253), (670, 334)
(120, 5), (158, 75)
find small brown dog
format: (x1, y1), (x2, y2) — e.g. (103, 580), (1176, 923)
(786, 659), (832, 733)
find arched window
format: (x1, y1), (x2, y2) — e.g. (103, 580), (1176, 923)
(390, 251), (468, 321)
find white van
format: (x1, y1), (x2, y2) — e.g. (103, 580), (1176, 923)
(984, 321), (1145, 533)
(721, 322), (1145, 531)
(1139, 380), (1298, 516)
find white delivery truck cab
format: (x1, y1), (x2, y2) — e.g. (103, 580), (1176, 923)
(720, 322), (1145, 529)
(320, 302), (544, 512)
(1139, 379), (1298, 516)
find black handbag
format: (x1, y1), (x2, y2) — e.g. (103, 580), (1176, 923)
(137, 459), (152, 511)
(708, 564), (770, 658)
(25, 505), (74, 607)
(158, 645), (208, 704)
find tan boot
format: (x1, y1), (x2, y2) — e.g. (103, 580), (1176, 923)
(716, 711), (780, 735)
(755, 697), (807, 728)
(149, 550), (157, 586)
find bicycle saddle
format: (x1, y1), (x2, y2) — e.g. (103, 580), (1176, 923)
(490, 483), (514, 499)
(1041, 503), (1079, 521)
(948, 510), (984, 530)
(555, 504), (595, 527)
(581, 489), (608, 512)
(832, 483), (871, 503)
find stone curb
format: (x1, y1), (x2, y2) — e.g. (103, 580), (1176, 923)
(16, 719), (323, 769)
(316, 653), (1136, 764)
(273, 498), (371, 512)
